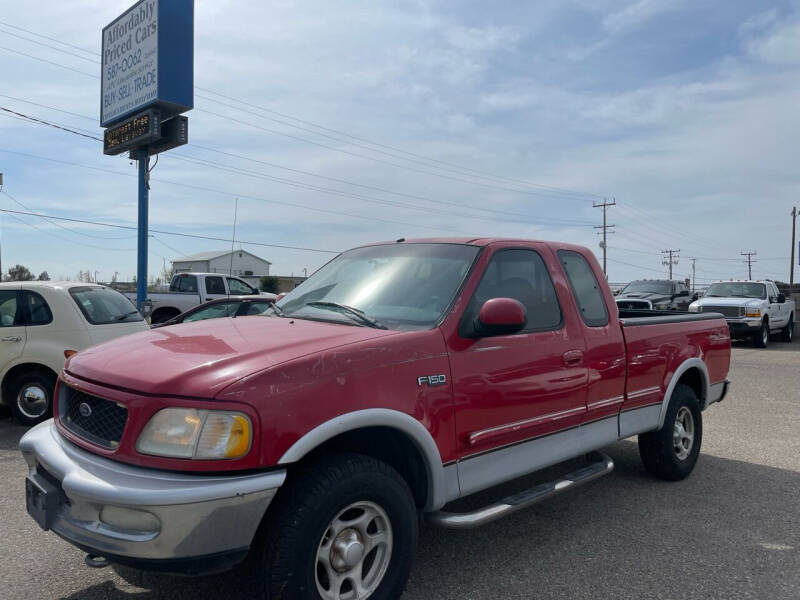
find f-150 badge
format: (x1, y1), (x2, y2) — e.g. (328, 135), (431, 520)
(418, 374), (447, 387)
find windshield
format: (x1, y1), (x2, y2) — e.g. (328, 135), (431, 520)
(70, 287), (144, 324)
(276, 243), (480, 331)
(706, 282), (766, 299)
(621, 281), (671, 295)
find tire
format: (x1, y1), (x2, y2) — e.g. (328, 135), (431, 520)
(638, 384), (703, 481)
(247, 453), (418, 600)
(781, 316), (794, 343)
(9, 370), (56, 426)
(754, 320), (769, 348)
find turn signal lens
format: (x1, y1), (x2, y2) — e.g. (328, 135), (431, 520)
(196, 413), (252, 459)
(64, 349), (78, 359)
(745, 308), (761, 318)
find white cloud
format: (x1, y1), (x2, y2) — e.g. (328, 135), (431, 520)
(602, 0), (684, 35)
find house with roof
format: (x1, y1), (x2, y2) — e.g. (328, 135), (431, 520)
(172, 250), (271, 288)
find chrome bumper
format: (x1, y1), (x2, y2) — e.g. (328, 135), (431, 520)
(20, 421), (285, 565)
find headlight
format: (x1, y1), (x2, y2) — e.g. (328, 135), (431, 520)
(688, 303), (700, 313)
(136, 408), (252, 460)
(745, 307), (761, 318)
(652, 301), (670, 310)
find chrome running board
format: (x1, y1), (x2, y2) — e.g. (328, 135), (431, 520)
(428, 451), (614, 529)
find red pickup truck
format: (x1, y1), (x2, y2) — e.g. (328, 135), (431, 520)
(21, 238), (730, 599)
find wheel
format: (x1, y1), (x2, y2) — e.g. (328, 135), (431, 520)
(638, 384), (703, 481)
(248, 453), (418, 600)
(9, 370), (56, 426)
(753, 320), (769, 348)
(781, 316), (794, 343)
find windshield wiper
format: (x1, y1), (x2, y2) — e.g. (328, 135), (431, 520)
(306, 302), (388, 329)
(269, 303), (286, 317)
(116, 310), (140, 321)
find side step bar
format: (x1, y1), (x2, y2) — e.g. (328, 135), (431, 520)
(428, 451), (614, 529)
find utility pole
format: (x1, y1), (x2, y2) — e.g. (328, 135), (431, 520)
(593, 198), (616, 276)
(791, 207), (797, 290)
(0, 172), (4, 281)
(690, 258), (696, 293)
(662, 249), (680, 279)
(741, 251), (757, 280)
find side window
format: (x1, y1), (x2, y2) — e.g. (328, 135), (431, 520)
(0, 291), (21, 327)
(241, 301), (273, 316)
(23, 292), (53, 326)
(183, 302), (238, 323)
(176, 275), (198, 293)
(558, 250), (609, 327)
(464, 249), (562, 333)
(205, 276), (225, 295)
(227, 278), (255, 295)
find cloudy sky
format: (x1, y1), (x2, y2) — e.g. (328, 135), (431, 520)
(0, 0), (798, 286)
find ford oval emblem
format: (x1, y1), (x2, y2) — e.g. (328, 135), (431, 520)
(78, 402), (92, 418)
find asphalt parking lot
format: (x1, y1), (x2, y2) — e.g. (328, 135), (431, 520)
(1, 340), (798, 599)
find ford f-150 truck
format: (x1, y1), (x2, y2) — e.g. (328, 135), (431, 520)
(689, 280), (795, 347)
(20, 238), (731, 600)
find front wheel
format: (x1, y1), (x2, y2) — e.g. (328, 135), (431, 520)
(249, 453), (418, 600)
(754, 320), (769, 348)
(9, 370), (56, 426)
(638, 384), (703, 481)
(782, 317), (794, 343)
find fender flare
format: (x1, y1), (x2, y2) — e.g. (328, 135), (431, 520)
(657, 357), (710, 428)
(279, 408), (453, 511)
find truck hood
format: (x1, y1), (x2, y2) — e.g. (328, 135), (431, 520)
(65, 316), (399, 398)
(696, 297), (762, 307)
(616, 291), (670, 302)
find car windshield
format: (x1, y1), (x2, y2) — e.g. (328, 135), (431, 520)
(70, 287), (144, 324)
(621, 281), (672, 295)
(706, 282), (766, 299)
(276, 243), (480, 331)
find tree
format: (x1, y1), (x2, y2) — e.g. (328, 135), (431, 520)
(7, 264), (35, 281)
(37, 271), (50, 281)
(260, 275), (280, 293)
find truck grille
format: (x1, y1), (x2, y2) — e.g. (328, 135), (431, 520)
(59, 385), (127, 449)
(616, 300), (651, 310)
(700, 305), (744, 318)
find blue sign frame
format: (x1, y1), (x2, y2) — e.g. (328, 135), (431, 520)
(101, 0), (194, 127)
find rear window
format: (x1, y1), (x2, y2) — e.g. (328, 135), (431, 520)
(70, 287), (144, 325)
(558, 250), (609, 327)
(23, 291), (53, 326)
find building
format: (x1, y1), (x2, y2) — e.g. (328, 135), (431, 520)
(172, 250), (272, 289)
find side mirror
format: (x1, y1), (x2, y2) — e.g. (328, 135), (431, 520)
(692, 293), (699, 301)
(676, 290), (690, 297)
(778, 293), (786, 304)
(474, 298), (527, 336)
(277, 292), (287, 301)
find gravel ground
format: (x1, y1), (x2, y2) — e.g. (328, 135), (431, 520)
(1, 341), (798, 599)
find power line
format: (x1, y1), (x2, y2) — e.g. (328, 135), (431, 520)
(0, 106), (101, 140)
(0, 93), (96, 122)
(0, 20), (100, 56)
(0, 207), (341, 254)
(0, 27), (99, 64)
(0, 45), (98, 78)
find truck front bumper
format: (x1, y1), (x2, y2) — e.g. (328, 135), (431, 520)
(20, 421), (285, 575)
(727, 318), (762, 337)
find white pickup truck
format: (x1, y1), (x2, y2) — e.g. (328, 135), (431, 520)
(124, 273), (277, 324)
(689, 280), (795, 347)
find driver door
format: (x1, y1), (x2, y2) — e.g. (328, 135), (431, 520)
(447, 245), (588, 496)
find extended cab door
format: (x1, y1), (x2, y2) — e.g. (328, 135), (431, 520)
(203, 275), (228, 301)
(445, 243), (589, 496)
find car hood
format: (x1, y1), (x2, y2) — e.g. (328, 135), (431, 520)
(616, 291), (670, 302)
(65, 316), (400, 398)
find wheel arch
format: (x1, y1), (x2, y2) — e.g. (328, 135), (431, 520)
(279, 409), (455, 511)
(657, 358), (710, 428)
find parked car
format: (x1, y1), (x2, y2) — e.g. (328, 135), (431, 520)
(689, 280), (795, 347)
(1, 282), (149, 425)
(123, 273), (277, 324)
(151, 296), (276, 328)
(615, 279), (696, 311)
(21, 238), (730, 598)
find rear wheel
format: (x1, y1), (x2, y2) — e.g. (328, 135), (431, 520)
(638, 384), (703, 481)
(9, 370), (56, 426)
(248, 453), (418, 600)
(781, 316), (794, 343)
(754, 320), (769, 348)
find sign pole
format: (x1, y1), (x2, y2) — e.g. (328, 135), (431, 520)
(136, 148), (149, 310)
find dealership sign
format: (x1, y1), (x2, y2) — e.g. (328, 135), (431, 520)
(101, 0), (193, 127)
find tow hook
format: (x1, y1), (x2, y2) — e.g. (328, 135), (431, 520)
(85, 554), (109, 569)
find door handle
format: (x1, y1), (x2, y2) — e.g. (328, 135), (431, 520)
(1, 336), (22, 343)
(562, 350), (584, 367)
